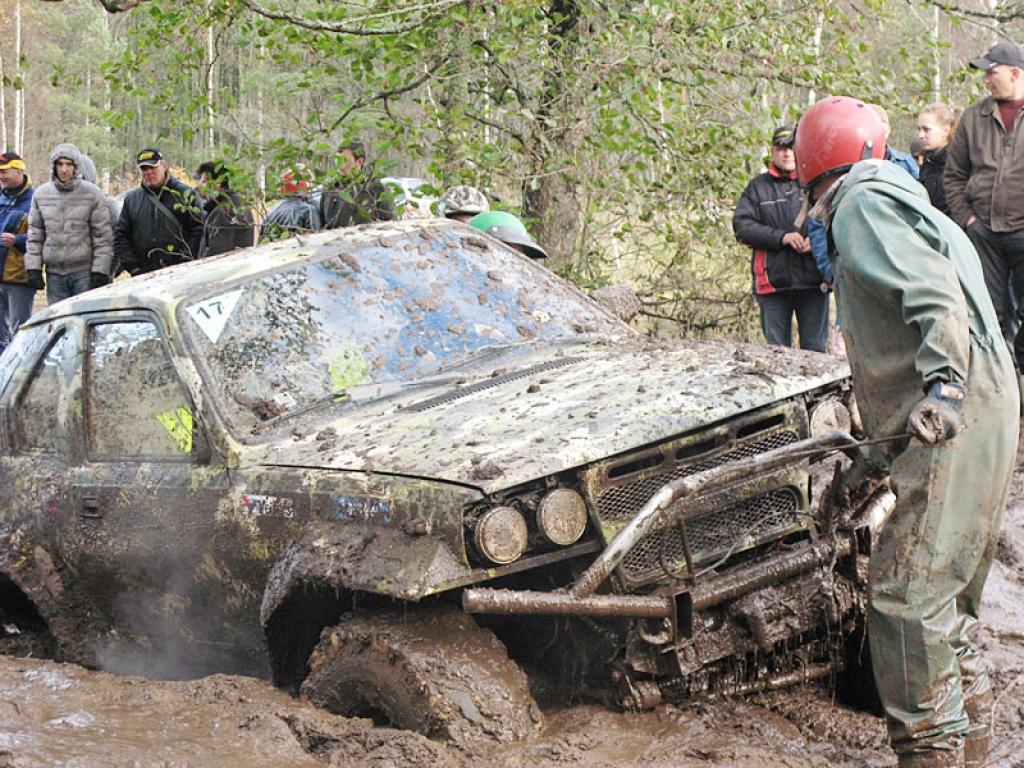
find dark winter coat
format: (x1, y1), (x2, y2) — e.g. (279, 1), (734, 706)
(918, 146), (949, 216)
(945, 95), (1024, 231)
(199, 191), (254, 258)
(260, 196), (315, 241)
(0, 176), (33, 284)
(318, 172), (395, 230)
(113, 174), (202, 274)
(733, 165), (824, 295)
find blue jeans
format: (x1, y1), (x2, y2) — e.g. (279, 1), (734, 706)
(756, 289), (830, 352)
(0, 282), (37, 355)
(46, 269), (92, 305)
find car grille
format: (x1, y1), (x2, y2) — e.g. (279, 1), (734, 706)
(596, 430), (799, 522)
(581, 404), (808, 589)
(620, 487), (801, 583)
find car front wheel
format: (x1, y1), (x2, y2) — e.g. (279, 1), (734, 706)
(300, 604), (542, 749)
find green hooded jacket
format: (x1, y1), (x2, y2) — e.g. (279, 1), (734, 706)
(830, 158), (1019, 752)
(830, 159), (1008, 447)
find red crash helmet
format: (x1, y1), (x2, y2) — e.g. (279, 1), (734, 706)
(279, 164), (313, 195)
(794, 96), (887, 189)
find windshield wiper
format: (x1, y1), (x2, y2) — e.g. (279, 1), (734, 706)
(330, 375), (467, 403)
(258, 373), (466, 428)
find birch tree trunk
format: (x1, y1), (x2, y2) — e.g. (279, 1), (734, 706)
(931, 5), (940, 103)
(14, 0), (23, 153)
(256, 42), (266, 204)
(809, 9), (824, 105)
(85, 69), (92, 131)
(206, 21), (215, 150)
(0, 47), (8, 150)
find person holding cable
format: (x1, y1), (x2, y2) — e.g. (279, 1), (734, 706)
(795, 96), (1018, 768)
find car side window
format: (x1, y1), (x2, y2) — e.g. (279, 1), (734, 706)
(13, 330), (76, 454)
(86, 321), (197, 461)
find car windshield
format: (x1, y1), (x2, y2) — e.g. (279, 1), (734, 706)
(181, 223), (627, 440)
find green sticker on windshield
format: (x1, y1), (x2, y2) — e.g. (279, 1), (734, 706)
(156, 407), (194, 454)
(329, 347), (371, 397)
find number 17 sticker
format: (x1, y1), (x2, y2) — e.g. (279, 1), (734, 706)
(187, 289), (243, 343)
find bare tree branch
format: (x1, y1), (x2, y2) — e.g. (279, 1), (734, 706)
(919, 0), (1024, 22)
(234, 0), (469, 36)
(326, 56), (450, 132)
(38, 0), (471, 24)
(34, 0), (144, 11)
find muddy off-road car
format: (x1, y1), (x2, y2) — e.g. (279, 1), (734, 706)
(0, 220), (891, 747)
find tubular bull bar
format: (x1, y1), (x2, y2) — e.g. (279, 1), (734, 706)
(463, 430), (896, 620)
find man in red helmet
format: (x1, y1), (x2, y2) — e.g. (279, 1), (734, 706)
(260, 165), (316, 242)
(795, 96), (1018, 768)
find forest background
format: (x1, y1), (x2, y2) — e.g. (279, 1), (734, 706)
(0, 0), (1017, 340)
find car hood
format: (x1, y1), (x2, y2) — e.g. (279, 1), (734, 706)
(253, 337), (848, 493)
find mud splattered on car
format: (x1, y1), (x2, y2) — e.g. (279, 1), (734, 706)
(0, 219), (893, 754)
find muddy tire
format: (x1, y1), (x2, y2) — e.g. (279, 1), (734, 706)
(300, 605), (543, 749)
(838, 613), (883, 714)
(0, 579), (59, 660)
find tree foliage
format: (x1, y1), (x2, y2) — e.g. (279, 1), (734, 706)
(3, 0), (1011, 340)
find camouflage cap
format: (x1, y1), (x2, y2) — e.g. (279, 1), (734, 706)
(441, 185), (490, 218)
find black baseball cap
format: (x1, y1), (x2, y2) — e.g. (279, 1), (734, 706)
(136, 147), (164, 168)
(771, 125), (795, 148)
(970, 42), (1024, 70)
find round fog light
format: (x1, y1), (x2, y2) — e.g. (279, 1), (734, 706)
(474, 506), (529, 564)
(810, 397), (852, 436)
(537, 488), (588, 546)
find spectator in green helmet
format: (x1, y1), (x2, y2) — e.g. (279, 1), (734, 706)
(468, 210), (548, 260)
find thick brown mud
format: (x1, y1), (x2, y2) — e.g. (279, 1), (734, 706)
(5, 472), (1024, 767)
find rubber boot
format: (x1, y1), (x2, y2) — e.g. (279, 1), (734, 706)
(896, 744), (965, 768)
(964, 688), (994, 768)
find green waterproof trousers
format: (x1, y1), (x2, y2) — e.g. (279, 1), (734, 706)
(869, 339), (1018, 752)
(829, 160), (1020, 754)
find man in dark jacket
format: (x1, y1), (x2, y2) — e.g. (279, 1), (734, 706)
(733, 125), (828, 351)
(114, 148), (202, 275)
(195, 161), (254, 258)
(945, 42), (1024, 356)
(317, 141), (395, 230)
(0, 152), (35, 354)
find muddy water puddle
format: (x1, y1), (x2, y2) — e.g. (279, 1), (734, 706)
(5, 651), (1024, 767)
(7, 472), (1024, 766)
(0, 655), (893, 768)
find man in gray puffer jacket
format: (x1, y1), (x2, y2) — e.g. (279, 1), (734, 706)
(26, 142), (114, 304)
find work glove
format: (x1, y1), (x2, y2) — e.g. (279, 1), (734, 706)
(89, 272), (111, 290)
(25, 269), (45, 291)
(907, 381), (965, 444)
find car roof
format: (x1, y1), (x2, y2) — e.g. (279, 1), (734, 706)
(23, 219), (475, 327)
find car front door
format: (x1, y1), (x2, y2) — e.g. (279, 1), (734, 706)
(67, 313), (254, 676)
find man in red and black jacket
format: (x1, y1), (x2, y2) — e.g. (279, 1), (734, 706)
(733, 125), (829, 352)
